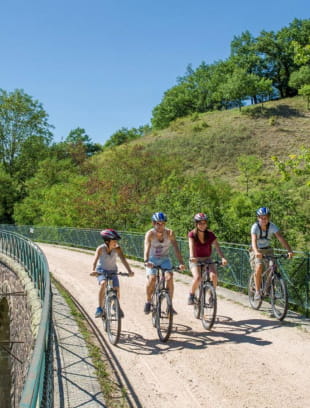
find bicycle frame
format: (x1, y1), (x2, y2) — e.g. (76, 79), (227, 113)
(248, 254), (288, 320)
(193, 261), (219, 330)
(150, 265), (173, 342)
(92, 271), (128, 345)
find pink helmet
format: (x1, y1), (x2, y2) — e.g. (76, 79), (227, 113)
(100, 229), (121, 241)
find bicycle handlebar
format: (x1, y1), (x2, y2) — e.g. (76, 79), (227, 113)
(195, 260), (224, 266)
(90, 271), (129, 277)
(263, 254), (289, 260)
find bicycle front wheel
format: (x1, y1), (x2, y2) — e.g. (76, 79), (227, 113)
(248, 272), (262, 310)
(201, 284), (217, 330)
(105, 293), (121, 345)
(156, 291), (173, 342)
(271, 274), (288, 321)
(193, 286), (201, 319)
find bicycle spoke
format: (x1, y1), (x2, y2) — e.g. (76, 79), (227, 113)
(106, 294), (121, 345)
(248, 272), (262, 310)
(193, 287), (201, 319)
(201, 284), (217, 330)
(156, 291), (173, 342)
(271, 274), (288, 321)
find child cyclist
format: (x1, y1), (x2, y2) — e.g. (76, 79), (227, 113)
(187, 213), (228, 305)
(91, 229), (134, 318)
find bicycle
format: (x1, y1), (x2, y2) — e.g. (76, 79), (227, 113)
(91, 271), (128, 345)
(248, 254), (289, 321)
(150, 265), (174, 342)
(192, 261), (221, 330)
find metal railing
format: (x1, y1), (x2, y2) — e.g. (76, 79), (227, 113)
(1, 224), (309, 315)
(0, 229), (52, 408)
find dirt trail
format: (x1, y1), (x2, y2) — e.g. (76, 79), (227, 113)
(39, 243), (310, 408)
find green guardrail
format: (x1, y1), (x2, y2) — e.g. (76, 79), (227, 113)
(0, 229), (52, 408)
(1, 224), (309, 315)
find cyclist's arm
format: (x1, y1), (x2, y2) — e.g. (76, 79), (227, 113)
(188, 236), (197, 262)
(274, 231), (294, 258)
(91, 246), (102, 273)
(169, 230), (185, 269)
(143, 230), (152, 264)
(213, 239), (228, 265)
(251, 233), (262, 258)
(116, 247), (134, 276)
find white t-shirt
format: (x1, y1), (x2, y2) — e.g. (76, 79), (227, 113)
(251, 222), (279, 249)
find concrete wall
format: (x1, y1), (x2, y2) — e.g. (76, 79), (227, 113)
(0, 254), (42, 408)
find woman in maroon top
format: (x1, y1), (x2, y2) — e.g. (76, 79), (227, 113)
(187, 213), (228, 305)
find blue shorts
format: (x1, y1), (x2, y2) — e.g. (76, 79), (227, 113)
(146, 257), (173, 276)
(96, 268), (119, 287)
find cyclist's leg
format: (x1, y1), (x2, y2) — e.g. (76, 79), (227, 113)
(159, 258), (173, 298)
(189, 262), (201, 294)
(110, 273), (120, 298)
(254, 248), (273, 296)
(95, 272), (107, 317)
(209, 263), (218, 287)
(146, 274), (156, 302)
(165, 271), (174, 298)
(96, 271), (107, 307)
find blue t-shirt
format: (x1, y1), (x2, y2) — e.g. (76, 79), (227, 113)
(251, 222), (279, 249)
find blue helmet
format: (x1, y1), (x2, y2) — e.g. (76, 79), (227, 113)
(256, 207), (271, 216)
(151, 212), (167, 222)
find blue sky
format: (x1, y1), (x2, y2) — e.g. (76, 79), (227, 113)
(0, 1), (309, 144)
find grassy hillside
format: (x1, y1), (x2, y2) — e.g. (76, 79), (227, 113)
(134, 96), (309, 184)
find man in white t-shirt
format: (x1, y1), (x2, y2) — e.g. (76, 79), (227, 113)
(250, 207), (293, 301)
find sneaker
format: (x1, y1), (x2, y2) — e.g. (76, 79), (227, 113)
(254, 291), (261, 301)
(188, 294), (195, 305)
(95, 307), (103, 318)
(144, 302), (151, 314)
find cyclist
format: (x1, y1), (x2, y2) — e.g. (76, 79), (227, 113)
(187, 213), (228, 305)
(250, 207), (294, 301)
(143, 212), (185, 314)
(91, 229), (134, 318)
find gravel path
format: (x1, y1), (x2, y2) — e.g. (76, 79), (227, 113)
(39, 243), (310, 408)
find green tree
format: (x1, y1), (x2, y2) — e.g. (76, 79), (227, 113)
(237, 155), (263, 194)
(104, 126), (150, 148)
(255, 19), (310, 98)
(0, 165), (18, 223)
(0, 89), (53, 177)
(66, 127), (102, 157)
(289, 66), (310, 109)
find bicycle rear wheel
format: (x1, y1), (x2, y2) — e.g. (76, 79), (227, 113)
(156, 291), (173, 342)
(201, 283), (217, 330)
(105, 293), (121, 345)
(271, 274), (288, 321)
(248, 272), (262, 310)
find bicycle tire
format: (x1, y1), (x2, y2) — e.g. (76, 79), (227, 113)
(201, 283), (217, 330)
(248, 272), (263, 310)
(156, 291), (173, 342)
(271, 273), (288, 321)
(193, 286), (201, 319)
(151, 294), (157, 328)
(105, 293), (121, 345)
